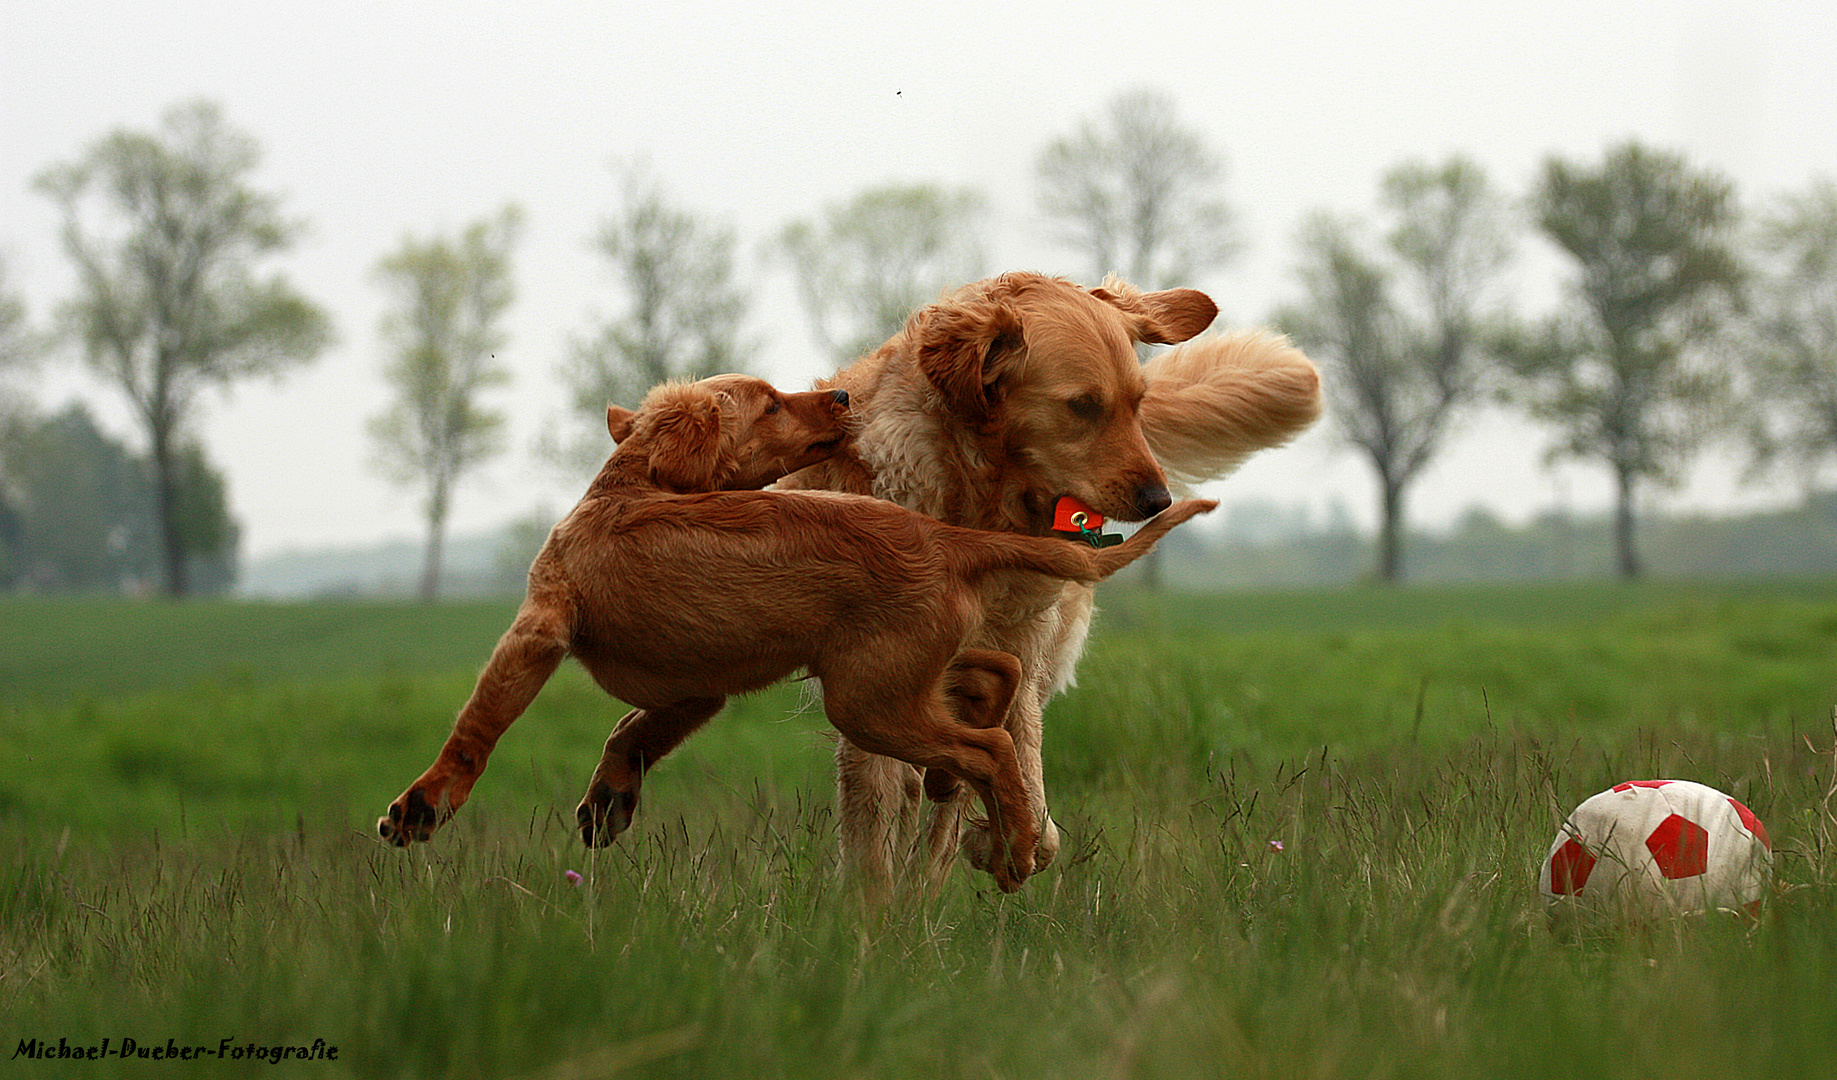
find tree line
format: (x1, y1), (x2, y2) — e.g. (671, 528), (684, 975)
(1149, 491), (1837, 590)
(3, 92), (1834, 597)
(1284, 149), (1837, 583)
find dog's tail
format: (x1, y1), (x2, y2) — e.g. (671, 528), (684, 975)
(1140, 331), (1322, 489)
(1092, 498), (1217, 576)
(944, 499), (1217, 584)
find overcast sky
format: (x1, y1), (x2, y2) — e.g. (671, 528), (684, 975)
(4, 0), (1835, 560)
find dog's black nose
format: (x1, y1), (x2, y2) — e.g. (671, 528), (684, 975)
(831, 389), (849, 407)
(1135, 484), (1172, 519)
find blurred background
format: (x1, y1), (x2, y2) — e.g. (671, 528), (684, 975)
(3, 0), (1835, 599)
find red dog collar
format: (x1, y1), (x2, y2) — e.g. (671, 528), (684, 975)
(1052, 495), (1122, 548)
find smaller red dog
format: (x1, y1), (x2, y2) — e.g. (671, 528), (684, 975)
(378, 374), (1213, 890)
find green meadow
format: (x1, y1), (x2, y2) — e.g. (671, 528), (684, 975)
(4, 583), (1837, 1078)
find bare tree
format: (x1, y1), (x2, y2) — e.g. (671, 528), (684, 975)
(1280, 158), (1512, 581)
(35, 101), (332, 597)
(1745, 178), (1837, 480)
(369, 206), (521, 602)
(1504, 142), (1743, 578)
(552, 161), (755, 470)
(1036, 87), (1239, 292)
(773, 183), (987, 364)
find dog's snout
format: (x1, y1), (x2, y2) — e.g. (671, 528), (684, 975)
(1135, 484), (1172, 519)
(830, 389), (849, 407)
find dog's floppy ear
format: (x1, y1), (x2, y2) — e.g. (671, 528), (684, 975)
(641, 394), (731, 491)
(704, 390), (743, 488)
(1089, 277), (1218, 345)
(911, 298), (1026, 425)
(606, 405), (637, 444)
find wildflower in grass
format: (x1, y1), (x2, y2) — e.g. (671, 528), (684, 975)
(564, 870), (583, 885)
(1268, 840), (1285, 852)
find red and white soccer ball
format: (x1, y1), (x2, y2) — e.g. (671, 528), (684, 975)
(1540, 779), (1772, 916)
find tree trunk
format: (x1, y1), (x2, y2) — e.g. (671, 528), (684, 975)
(1376, 477), (1406, 584)
(149, 421), (189, 599)
(420, 478), (449, 603)
(1613, 468), (1642, 580)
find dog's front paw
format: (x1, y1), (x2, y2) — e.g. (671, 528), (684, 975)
(960, 821), (1034, 891)
(961, 812), (1058, 884)
(575, 781), (638, 848)
(377, 787), (441, 846)
(990, 845), (1035, 893)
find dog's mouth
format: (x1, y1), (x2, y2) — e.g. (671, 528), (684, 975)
(806, 434), (848, 455)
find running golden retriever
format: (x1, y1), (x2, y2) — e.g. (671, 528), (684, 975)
(587, 275), (1320, 895)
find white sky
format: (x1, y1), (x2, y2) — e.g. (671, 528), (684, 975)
(3, 0), (1835, 560)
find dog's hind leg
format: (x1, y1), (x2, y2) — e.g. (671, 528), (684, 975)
(922, 648), (1022, 802)
(827, 677), (1039, 893)
(379, 604), (570, 845)
(576, 696), (726, 847)
(957, 669), (1067, 881)
(914, 649), (1021, 893)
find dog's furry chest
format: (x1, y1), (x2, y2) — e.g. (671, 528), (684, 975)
(862, 457), (1090, 697)
(839, 390), (1094, 696)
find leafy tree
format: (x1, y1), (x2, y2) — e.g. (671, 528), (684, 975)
(165, 438), (240, 594)
(2, 404), (150, 591)
(553, 161), (754, 470)
(773, 183), (987, 364)
(1036, 87), (1238, 291)
(35, 100), (332, 597)
(1504, 142), (1743, 578)
(1279, 158), (1512, 581)
(369, 206), (520, 603)
(1744, 178), (1837, 479)
(1, 404), (237, 593)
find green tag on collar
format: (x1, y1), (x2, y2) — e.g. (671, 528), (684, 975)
(1058, 523), (1122, 548)
(1051, 495), (1123, 548)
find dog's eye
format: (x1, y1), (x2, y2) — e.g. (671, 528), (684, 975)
(1067, 394), (1104, 421)
(763, 398), (781, 415)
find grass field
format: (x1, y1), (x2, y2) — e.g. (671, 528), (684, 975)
(4, 582), (1837, 1078)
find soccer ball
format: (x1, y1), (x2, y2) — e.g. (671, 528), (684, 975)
(1539, 779), (1772, 916)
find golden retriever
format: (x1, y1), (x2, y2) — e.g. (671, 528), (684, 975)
(376, 373), (1215, 890)
(779, 272), (1319, 893)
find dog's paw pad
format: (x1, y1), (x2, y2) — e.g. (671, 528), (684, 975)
(377, 788), (443, 846)
(576, 782), (637, 848)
